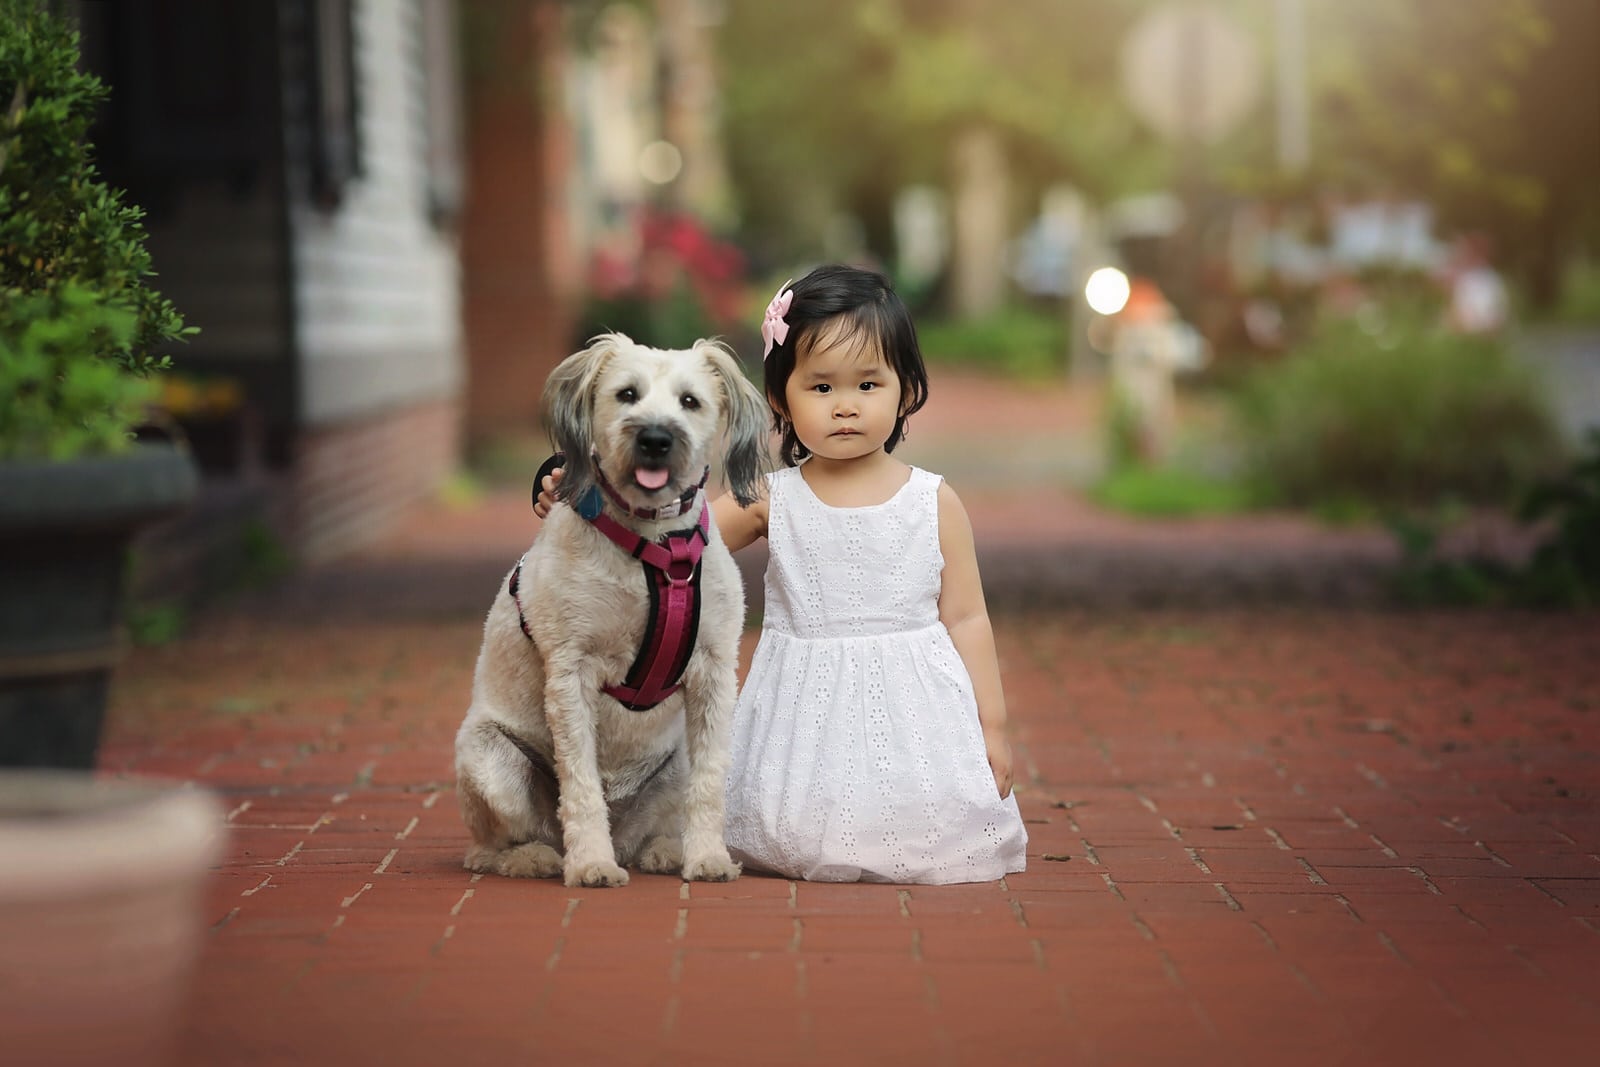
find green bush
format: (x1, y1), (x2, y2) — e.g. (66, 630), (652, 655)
(1388, 430), (1600, 608)
(1235, 302), (1563, 511)
(1553, 256), (1600, 326)
(0, 0), (191, 459)
(0, 284), (155, 459)
(1090, 464), (1258, 518)
(1512, 429), (1600, 606)
(916, 306), (1065, 380)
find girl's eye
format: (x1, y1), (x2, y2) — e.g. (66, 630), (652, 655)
(814, 384), (831, 394)
(680, 393), (700, 410)
(616, 386), (638, 404)
(860, 382), (877, 392)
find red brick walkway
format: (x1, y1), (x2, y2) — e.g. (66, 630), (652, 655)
(101, 562), (1600, 1065)
(97, 369), (1600, 1066)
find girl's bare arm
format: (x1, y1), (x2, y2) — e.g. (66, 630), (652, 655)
(935, 481), (1014, 799)
(711, 491), (768, 552)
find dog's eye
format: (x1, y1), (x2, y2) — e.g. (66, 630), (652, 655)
(616, 387), (638, 404)
(680, 393), (700, 411)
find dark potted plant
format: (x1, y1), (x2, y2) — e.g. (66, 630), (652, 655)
(0, 0), (198, 768)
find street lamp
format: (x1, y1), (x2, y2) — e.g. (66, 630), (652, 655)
(1085, 267), (1132, 316)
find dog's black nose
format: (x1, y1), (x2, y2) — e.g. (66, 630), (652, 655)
(637, 426), (673, 459)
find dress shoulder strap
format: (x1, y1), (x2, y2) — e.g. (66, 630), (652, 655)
(907, 466), (943, 499)
(766, 467), (796, 503)
(904, 467), (946, 528)
(763, 467), (796, 525)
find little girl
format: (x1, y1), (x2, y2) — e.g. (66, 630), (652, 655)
(540, 265), (1027, 884)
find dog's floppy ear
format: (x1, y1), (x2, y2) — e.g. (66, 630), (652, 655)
(698, 340), (771, 507)
(543, 334), (619, 508)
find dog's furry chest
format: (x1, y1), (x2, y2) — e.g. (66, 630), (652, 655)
(530, 511), (737, 653)
(497, 511), (740, 727)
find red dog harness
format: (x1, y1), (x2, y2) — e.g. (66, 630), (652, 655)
(588, 505), (709, 710)
(509, 496), (710, 712)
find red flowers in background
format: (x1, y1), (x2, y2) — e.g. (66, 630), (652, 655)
(588, 207), (746, 331)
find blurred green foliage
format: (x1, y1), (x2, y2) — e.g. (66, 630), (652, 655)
(1390, 430), (1600, 608)
(715, 0), (1598, 310)
(233, 520), (293, 591)
(1304, 0), (1599, 308)
(1090, 464), (1257, 519)
(1235, 301), (1564, 511)
(717, 0), (1165, 263)
(1551, 258), (1600, 326)
(0, 284), (156, 459)
(127, 599), (186, 646)
(1093, 386), (1259, 519)
(1514, 430), (1600, 606)
(915, 306), (1065, 381)
(0, 0), (192, 459)
(1102, 385), (1143, 475)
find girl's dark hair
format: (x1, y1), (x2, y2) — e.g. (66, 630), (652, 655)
(763, 264), (929, 467)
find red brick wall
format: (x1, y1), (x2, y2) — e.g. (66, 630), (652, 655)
(289, 398), (462, 563)
(459, 0), (579, 444)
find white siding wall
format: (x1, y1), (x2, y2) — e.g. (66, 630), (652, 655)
(289, 0), (464, 426)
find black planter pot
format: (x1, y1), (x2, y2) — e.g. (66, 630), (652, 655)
(0, 444), (198, 769)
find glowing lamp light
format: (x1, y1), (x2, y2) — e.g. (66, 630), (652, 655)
(639, 140), (683, 185)
(1084, 267), (1131, 316)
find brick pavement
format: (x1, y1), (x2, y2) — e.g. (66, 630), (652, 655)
(91, 369), (1600, 1066)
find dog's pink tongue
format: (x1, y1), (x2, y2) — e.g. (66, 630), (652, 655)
(636, 467), (671, 491)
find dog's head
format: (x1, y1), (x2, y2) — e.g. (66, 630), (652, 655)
(543, 333), (771, 515)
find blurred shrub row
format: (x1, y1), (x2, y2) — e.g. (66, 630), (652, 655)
(916, 307), (1065, 382)
(1235, 303), (1564, 512)
(1089, 295), (1599, 605)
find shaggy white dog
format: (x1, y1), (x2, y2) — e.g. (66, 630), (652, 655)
(454, 334), (768, 887)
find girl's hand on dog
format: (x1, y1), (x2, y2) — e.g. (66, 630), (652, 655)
(534, 467), (563, 519)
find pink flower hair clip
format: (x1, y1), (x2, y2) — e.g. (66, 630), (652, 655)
(761, 280), (794, 359)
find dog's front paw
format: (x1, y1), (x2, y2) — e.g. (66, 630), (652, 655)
(498, 843), (564, 879)
(564, 857), (630, 888)
(637, 835), (684, 874)
(681, 850), (741, 883)
(465, 843), (563, 879)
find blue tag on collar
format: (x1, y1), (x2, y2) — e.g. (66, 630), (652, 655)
(576, 487), (604, 520)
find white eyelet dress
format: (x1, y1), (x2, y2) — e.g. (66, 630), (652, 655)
(724, 466), (1028, 884)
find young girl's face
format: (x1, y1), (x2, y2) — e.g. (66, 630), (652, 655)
(783, 326), (904, 464)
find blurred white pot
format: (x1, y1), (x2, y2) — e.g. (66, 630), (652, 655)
(0, 772), (224, 1067)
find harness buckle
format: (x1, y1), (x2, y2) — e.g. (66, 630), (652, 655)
(664, 531), (699, 586)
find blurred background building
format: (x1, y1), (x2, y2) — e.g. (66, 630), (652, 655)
(65, 0), (745, 587)
(43, 0), (1600, 597)
(74, 0), (473, 574)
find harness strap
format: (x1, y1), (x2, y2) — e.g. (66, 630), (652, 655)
(505, 504), (710, 713)
(491, 723), (678, 803)
(589, 507), (709, 711)
(509, 559), (534, 640)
